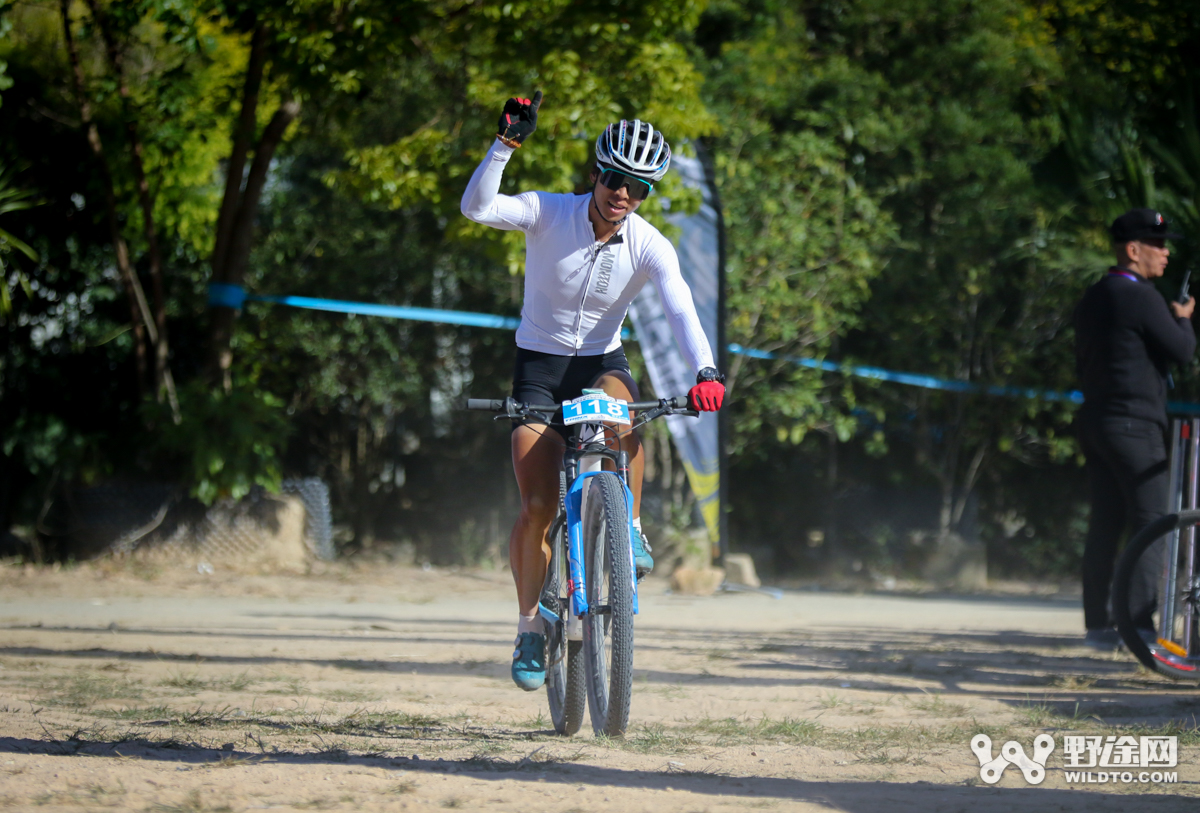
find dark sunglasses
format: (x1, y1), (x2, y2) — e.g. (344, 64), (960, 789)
(597, 167), (653, 200)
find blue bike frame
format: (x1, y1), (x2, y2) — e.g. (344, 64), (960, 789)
(564, 470), (639, 618)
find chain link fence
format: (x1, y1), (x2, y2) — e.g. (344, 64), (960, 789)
(39, 479), (336, 568)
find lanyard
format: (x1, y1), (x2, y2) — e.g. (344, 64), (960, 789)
(1108, 268), (1142, 283)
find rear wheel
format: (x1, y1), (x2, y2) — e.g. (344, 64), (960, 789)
(581, 472), (634, 736)
(544, 515), (585, 735)
(1113, 509), (1200, 681)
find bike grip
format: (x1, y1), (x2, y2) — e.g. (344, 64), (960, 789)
(669, 396), (690, 409)
(465, 398), (504, 411)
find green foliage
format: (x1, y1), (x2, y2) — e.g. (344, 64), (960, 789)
(1, 0), (1195, 576)
(0, 2), (13, 104)
(143, 381), (289, 504)
(0, 162), (38, 320)
(332, 0), (716, 275)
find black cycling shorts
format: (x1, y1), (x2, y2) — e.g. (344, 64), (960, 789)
(510, 346), (632, 440)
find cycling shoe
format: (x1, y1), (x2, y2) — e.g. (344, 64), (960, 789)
(511, 632), (546, 691)
(633, 528), (654, 578)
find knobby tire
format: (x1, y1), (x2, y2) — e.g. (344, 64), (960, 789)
(1113, 509), (1200, 681)
(582, 472), (635, 737)
(544, 513), (586, 735)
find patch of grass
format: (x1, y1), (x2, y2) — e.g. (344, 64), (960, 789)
(95, 704), (175, 722)
(1012, 697), (1094, 728)
(640, 683), (687, 700)
(389, 780), (417, 795)
(818, 692), (846, 709)
(33, 780), (127, 808)
(42, 670), (144, 708)
(213, 672), (254, 692)
(599, 724), (700, 754)
(204, 750), (257, 769)
(151, 789), (234, 813)
(180, 707), (237, 727)
(316, 688), (382, 703)
(469, 740), (509, 759)
(908, 693), (968, 717)
(520, 710), (550, 730)
(758, 717), (823, 742)
(160, 671), (206, 690)
(680, 716), (823, 747)
(1051, 675), (1097, 691)
(858, 744), (926, 765)
(260, 675), (308, 695)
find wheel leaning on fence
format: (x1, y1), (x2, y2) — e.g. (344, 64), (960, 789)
(1112, 508), (1200, 681)
(581, 471), (635, 736)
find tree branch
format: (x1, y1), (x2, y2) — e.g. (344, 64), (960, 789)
(84, 0), (178, 421)
(60, 0), (149, 399)
(223, 96), (301, 289)
(212, 21), (268, 281)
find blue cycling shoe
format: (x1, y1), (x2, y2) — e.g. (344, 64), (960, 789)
(511, 632), (546, 691)
(632, 529), (654, 578)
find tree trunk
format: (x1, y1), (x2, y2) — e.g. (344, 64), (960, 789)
(60, 0), (150, 400)
(83, 0), (180, 423)
(207, 23), (300, 392)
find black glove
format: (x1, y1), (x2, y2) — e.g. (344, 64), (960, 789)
(496, 90), (542, 147)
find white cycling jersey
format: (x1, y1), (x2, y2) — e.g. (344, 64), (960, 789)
(460, 139), (715, 373)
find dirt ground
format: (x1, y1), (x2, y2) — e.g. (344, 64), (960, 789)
(0, 557), (1197, 812)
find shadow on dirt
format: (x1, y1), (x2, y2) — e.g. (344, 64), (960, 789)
(4, 620), (1200, 728)
(0, 735), (1189, 810)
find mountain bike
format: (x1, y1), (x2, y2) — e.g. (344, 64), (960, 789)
(466, 392), (697, 735)
(1112, 417), (1200, 681)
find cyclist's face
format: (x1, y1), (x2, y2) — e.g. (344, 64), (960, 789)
(591, 170), (644, 221)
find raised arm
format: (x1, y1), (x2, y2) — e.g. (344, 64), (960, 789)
(460, 140), (537, 231)
(460, 92), (543, 231)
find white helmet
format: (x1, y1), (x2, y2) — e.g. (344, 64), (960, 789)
(594, 120), (671, 183)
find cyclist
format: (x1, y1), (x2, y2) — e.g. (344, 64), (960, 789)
(461, 91), (726, 690)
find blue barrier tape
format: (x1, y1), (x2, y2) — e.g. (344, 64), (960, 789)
(208, 284), (1200, 412)
(249, 294), (523, 331)
(728, 343), (1065, 399)
(207, 283), (247, 309)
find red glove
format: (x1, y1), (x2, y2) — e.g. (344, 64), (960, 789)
(688, 380), (725, 412)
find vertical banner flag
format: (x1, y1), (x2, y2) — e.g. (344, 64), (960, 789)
(628, 150), (722, 545)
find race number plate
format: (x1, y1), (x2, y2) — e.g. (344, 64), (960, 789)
(562, 393), (631, 426)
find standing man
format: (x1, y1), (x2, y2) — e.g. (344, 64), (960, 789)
(1074, 208), (1194, 650)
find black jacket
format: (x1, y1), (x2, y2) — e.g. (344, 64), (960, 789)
(1074, 269), (1196, 428)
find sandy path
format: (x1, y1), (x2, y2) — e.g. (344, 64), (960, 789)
(0, 560), (1196, 811)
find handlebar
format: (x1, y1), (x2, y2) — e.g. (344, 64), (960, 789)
(465, 395), (696, 416)
(465, 399), (507, 411)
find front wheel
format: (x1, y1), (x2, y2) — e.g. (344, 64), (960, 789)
(581, 472), (635, 737)
(544, 515), (585, 735)
(1113, 509), (1200, 681)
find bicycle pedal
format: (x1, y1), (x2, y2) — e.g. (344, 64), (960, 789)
(1159, 638), (1187, 657)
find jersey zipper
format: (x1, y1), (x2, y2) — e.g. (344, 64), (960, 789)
(570, 242), (605, 353)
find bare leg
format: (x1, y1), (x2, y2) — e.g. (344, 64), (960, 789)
(592, 371), (643, 518)
(510, 424), (564, 616)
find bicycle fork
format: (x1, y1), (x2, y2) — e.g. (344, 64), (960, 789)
(564, 464), (639, 619)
